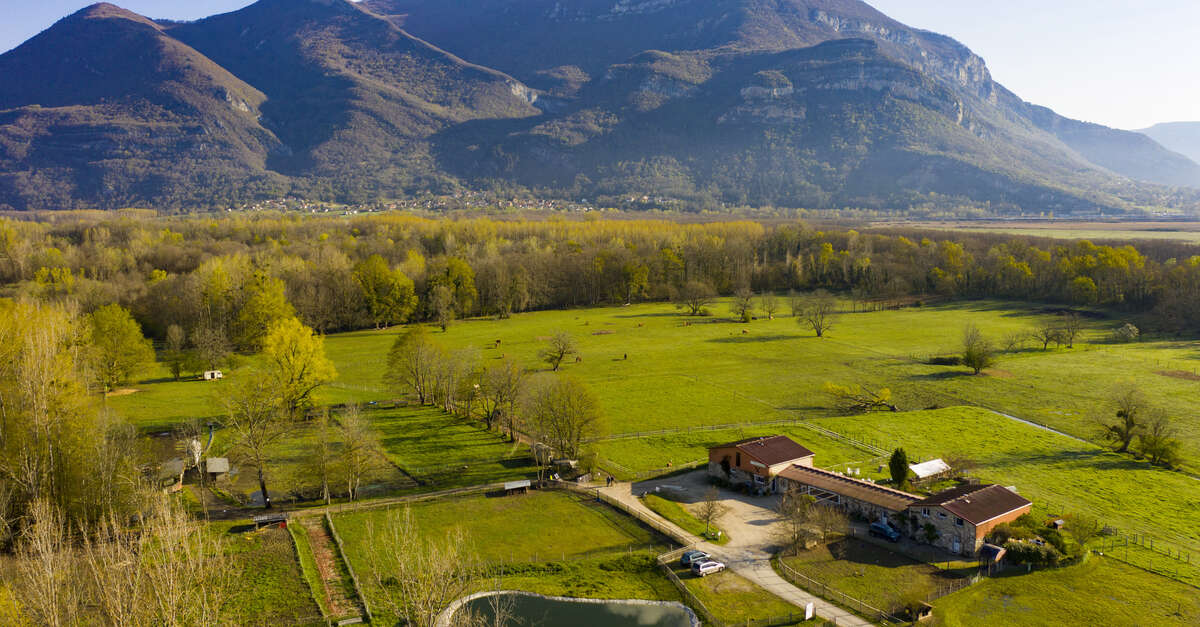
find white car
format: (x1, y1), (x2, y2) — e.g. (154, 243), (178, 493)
(691, 559), (726, 577)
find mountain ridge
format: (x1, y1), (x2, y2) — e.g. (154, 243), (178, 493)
(0, 0), (1196, 213)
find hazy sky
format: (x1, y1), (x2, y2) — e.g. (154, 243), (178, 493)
(2, 1), (1195, 130)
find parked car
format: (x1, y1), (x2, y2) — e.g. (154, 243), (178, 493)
(869, 522), (901, 542)
(691, 559), (726, 577)
(680, 550), (709, 566)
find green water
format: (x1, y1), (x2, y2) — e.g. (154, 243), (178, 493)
(459, 593), (695, 626)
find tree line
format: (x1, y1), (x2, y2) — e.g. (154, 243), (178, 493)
(1, 215), (1199, 361)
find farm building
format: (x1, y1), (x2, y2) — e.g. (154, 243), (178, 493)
(708, 435), (814, 493)
(908, 458), (952, 484)
(777, 465), (920, 523)
(906, 484), (1032, 556)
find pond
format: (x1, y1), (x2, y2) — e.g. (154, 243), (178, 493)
(449, 592), (699, 627)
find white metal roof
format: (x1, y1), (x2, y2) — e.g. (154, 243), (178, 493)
(909, 458), (951, 479)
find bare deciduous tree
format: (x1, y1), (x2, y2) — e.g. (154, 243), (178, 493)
(385, 326), (442, 404)
(479, 358), (525, 437)
(1100, 385), (1147, 453)
(800, 290), (836, 337)
(731, 287), (755, 322)
(961, 323), (996, 375)
(696, 487), (727, 538)
(674, 280), (716, 316)
(521, 374), (602, 460)
(364, 507), (477, 627)
(759, 292), (780, 319)
(1031, 321), (1064, 351)
(538, 331), (577, 372)
(1061, 312), (1082, 348)
(1140, 413), (1182, 467)
(823, 382), (898, 413)
(223, 377), (288, 509)
(338, 404), (385, 502)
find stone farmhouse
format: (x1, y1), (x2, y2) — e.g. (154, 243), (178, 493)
(908, 483), (1033, 555)
(707, 435), (814, 493)
(708, 435), (1033, 556)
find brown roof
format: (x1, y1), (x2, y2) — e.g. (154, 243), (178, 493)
(911, 484), (1032, 525)
(778, 465), (920, 512)
(715, 435), (814, 466)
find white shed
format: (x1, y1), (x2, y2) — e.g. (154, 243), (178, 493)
(909, 458), (951, 481)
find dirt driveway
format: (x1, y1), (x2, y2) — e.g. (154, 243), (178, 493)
(635, 469), (783, 555)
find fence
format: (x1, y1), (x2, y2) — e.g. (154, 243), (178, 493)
(774, 558), (905, 624)
(324, 512), (373, 624)
(656, 553), (825, 627)
(1095, 533), (1199, 586)
(584, 417), (811, 443)
(549, 480), (693, 546)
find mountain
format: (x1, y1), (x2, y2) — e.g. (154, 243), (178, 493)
(0, 0), (1197, 213)
(1138, 122), (1200, 166)
(0, 3), (285, 210)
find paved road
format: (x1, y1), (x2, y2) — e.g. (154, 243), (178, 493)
(601, 473), (873, 627)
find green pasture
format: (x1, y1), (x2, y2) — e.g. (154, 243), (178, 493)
(814, 407), (1200, 561)
(331, 490), (676, 621)
(641, 494), (729, 544)
(932, 556), (1200, 626)
(215, 522), (324, 626)
(671, 565), (804, 625)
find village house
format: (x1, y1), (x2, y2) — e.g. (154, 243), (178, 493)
(777, 464), (920, 524)
(906, 484), (1033, 555)
(708, 435), (814, 493)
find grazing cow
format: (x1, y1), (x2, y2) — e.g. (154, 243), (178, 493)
(742, 329), (749, 334)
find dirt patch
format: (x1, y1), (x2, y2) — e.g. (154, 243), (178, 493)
(305, 521), (356, 616)
(106, 388), (139, 397)
(984, 369), (1014, 379)
(592, 330), (615, 335)
(1156, 370), (1200, 382)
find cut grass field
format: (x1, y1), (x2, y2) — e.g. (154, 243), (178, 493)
(332, 490), (677, 622)
(932, 556), (1200, 626)
(779, 538), (958, 615)
(671, 565), (805, 625)
(641, 494), (729, 544)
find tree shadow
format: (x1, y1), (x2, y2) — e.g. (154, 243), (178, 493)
(908, 370), (975, 381)
(707, 334), (796, 344)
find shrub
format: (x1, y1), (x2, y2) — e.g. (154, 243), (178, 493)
(1109, 323), (1140, 343)
(1002, 540), (1062, 565)
(985, 522), (1033, 545)
(926, 355), (962, 366)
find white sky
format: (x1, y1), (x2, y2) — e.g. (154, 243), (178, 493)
(3, 1), (1197, 130)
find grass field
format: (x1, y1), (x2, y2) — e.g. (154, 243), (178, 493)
(332, 490), (677, 621)
(368, 405), (533, 488)
(813, 407), (1200, 556)
(779, 538), (959, 615)
(216, 522), (324, 626)
(932, 556), (1200, 626)
(671, 565), (804, 625)
(641, 494), (729, 544)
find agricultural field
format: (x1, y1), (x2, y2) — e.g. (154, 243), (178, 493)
(932, 556), (1200, 626)
(779, 538), (960, 615)
(813, 407), (1200, 560)
(215, 522), (324, 626)
(331, 491), (677, 622)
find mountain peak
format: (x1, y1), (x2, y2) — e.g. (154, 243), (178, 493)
(69, 3), (160, 28)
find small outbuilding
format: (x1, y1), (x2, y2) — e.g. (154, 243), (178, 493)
(203, 457), (230, 479)
(909, 458), (952, 484)
(504, 479), (531, 496)
(203, 370), (224, 381)
(252, 512), (288, 529)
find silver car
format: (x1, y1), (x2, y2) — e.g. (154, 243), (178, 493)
(691, 559), (726, 577)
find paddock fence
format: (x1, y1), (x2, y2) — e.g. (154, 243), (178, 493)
(774, 558), (906, 625)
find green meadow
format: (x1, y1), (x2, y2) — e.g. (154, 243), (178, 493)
(331, 491), (676, 621)
(933, 556), (1200, 626)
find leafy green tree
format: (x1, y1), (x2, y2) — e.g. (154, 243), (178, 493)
(88, 304), (155, 392)
(429, 285), (456, 331)
(1139, 414), (1182, 467)
(261, 317), (337, 419)
(889, 448), (909, 488)
(235, 272), (294, 351)
(354, 255), (417, 328)
(429, 257), (477, 319)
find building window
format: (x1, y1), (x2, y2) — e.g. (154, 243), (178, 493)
(938, 511), (947, 519)
(736, 453), (741, 466)
(955, 517), (964, 526)
(922, 508), (929, 517)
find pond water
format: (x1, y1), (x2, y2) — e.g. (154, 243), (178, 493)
(455, 593), (697, 627)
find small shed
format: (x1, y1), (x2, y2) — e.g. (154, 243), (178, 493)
(909, 458), (952, 482)
(203, 457), (230, 478)
(504, 479), (531, 496)
(203, 370), (224, 381)
(252, 512), (288, 529)
(979, 543), (1007, 563)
